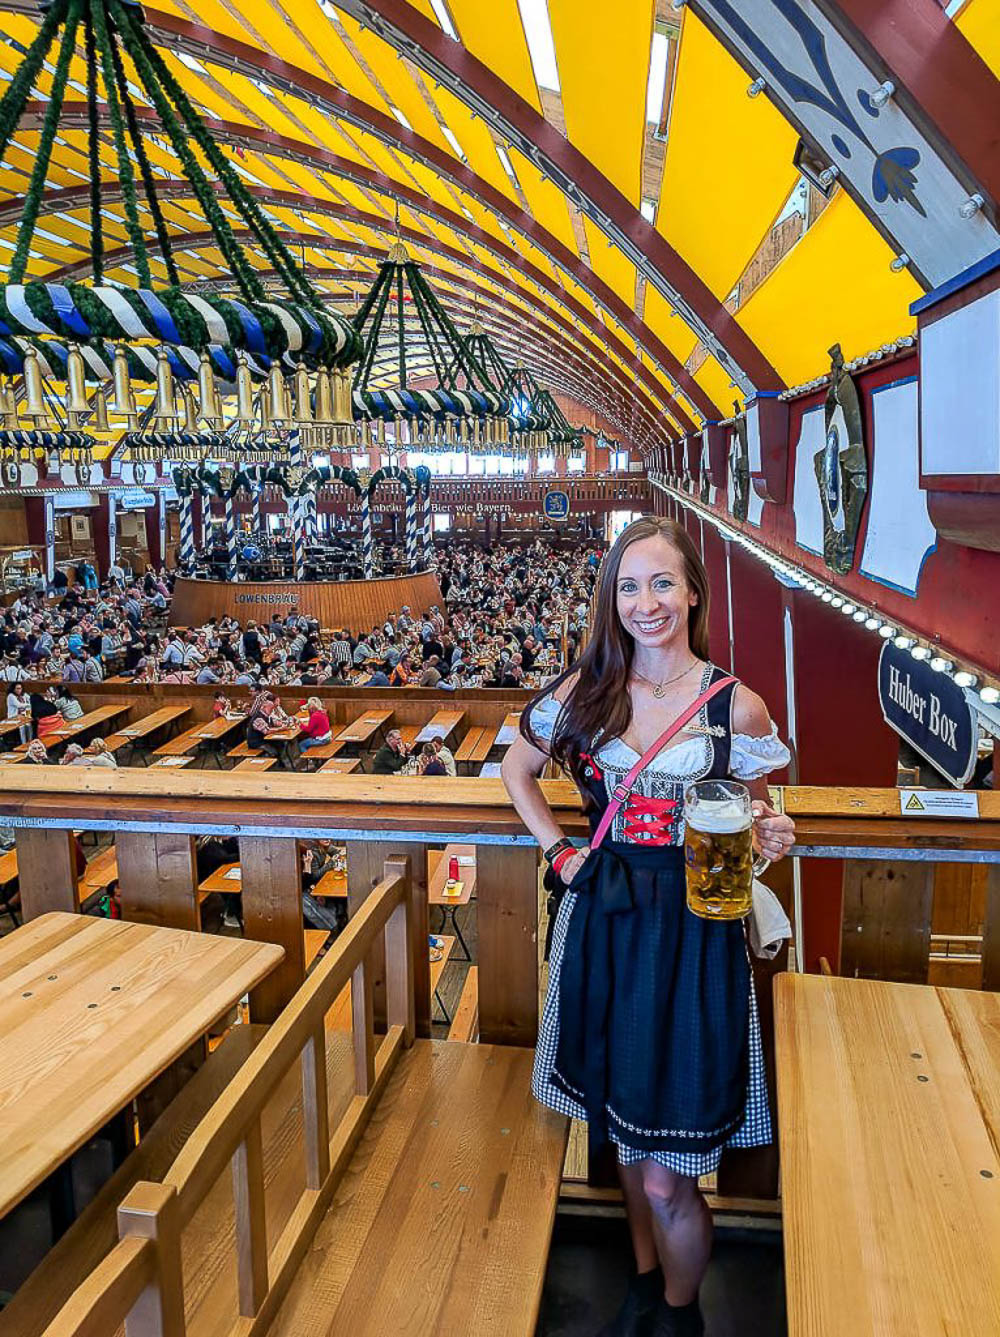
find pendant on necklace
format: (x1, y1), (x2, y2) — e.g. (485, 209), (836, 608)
(653, 685), (664, 699)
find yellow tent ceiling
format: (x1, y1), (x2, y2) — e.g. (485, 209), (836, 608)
(0, 0), (992, 450)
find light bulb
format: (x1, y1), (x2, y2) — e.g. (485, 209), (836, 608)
(869, 80), (895, 108)
(853, 611), (866, 623)
(959, 193), (984, 220)
(878, 625), (896, 639)
(821, 591), (833, 602)
(930, 657), (953, 673)
(865, 617), (881, 630)
(747, 77), (766, 98)
(980, 686), (1000, 705)
(953, 671), (978, 688)
(831, 597), (844, 608)
(841, 603), (856, 616)
(894, 635), (914, 649)
(911, 645), (931, 661)
(890, 252), (910, 273)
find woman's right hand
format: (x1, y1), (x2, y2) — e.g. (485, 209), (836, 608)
(559, 844), (591, 885)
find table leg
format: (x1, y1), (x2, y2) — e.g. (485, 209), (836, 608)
(47, 1161), (76, 1242)
(447, 905), (472, 963)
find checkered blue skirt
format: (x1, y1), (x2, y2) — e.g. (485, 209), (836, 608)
(532, 845), (772, 1177)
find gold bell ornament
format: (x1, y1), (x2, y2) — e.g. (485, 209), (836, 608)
(111, 347), (138, 427)
(0, 379), (17, 428)
(294, 364), (312, 424)
(268, 364), (291, 426)
(235, 352), (255, 425)
(179, 383), (199, 434)
(314, 368), (334, 424)
(22, 345), (48, 423)
(155, 346), (179, 420)
(91, 383), (111, 433)
(66, 347), (90, 428)
(198, 352), (223, 428)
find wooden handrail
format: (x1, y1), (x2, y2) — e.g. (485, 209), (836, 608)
(40, 1236), (154, 1337)
(165, 865), (410, 1222)
(39, 858), (415, 1337)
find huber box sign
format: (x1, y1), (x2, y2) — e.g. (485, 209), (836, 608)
(877, 641), (977, 786)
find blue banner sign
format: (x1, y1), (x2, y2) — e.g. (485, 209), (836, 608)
(878, 641), (977, 786)
(543, 490), (570, 522)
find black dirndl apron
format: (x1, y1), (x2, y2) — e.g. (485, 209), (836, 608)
(549, 671), (752, 1156)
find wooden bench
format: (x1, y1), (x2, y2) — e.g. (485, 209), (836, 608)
(228, 741), (264, 759)
(454, 726), (488, 769)
(317, 757), (360, 774)
(233, 756), (277, 772)
(0, 1024), (266, 1337)
(397, 724), (422, 752)
(79, 845), (119, 898)
(448, 966), (479, 1042)
(38, 865), (568, 1337)
(296, 738), (346, 770)
(151, 724), (205, 759)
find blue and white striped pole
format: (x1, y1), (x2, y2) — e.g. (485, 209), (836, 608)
(304, 489), (317, 543)
(44, 494), (55, 587)
(288, 430), (306, 582)
(252, 477), (264, 537)
(361, 492), (374, 579)
(224, 492), (238, 578)
(157, 490), (167, 571)
(179, 495), (195, 570)
(107, 496), (118, 571)
(405, 490), (418, 571)
(422, 490), (432, 564)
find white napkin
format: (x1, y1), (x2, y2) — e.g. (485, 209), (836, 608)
(749, 879), (792, 960)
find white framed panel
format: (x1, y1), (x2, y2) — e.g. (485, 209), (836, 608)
(861, 377), (936, 595)
(920, 288), (1000, 476)
(791, 406), (826, 555)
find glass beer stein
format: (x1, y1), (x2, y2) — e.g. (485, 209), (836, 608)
(684, 780), (754, 920)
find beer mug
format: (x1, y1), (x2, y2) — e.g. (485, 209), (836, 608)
(684, 779), (754, 920)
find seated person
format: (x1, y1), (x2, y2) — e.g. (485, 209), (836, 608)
(244, 691), (286, 761)
(82, 737), (118, 768)
(24, 739), (54, 765)
(372, 728), (410, 775)
(298, 697), (332, 755)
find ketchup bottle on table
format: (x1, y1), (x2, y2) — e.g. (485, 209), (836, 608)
(448, 855), (459, 883)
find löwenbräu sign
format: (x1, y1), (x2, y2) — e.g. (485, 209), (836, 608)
(878, 641), (977, 786)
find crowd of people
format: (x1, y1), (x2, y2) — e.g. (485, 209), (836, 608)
(0, 539), (599, 701)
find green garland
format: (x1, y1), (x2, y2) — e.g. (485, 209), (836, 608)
(10, 0), (82, 283)
(107, 0), (265, 303)
(0, 0), (66, 161)
(118, 0), (318, 309)
(90, 0), (151, 287)
(84, 11), (104, 283)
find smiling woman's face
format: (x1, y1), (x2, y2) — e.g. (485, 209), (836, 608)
(614, 536), (697, 653)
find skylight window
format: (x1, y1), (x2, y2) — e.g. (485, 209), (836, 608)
(177, 52), (207, 75)
(646, 30), (669, 123)
(429, 0), (458, 39)
(496, 144), (519, 183)
(389, 106), (412, 131)
(517, 0), (560, 93)
(640, 198), (657, 223)
(439, 123), (465, 160)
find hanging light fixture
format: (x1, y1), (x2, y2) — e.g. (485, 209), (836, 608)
(0, 0), (361, 480)
(348, 242), (508, 455)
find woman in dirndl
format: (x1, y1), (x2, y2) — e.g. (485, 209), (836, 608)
(502, 517), (794, 1337)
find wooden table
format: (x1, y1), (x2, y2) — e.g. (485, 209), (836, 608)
(78, 846), (118, 898)
(106, 705), (191, 759)
(149, 756), (195, 769)
(317, 757), (360, 774)
(16, 704), (134, 753)
(775, 973), (1000, 1336)
(427, 846), (476, 961)
(0, 912), (283, 1218)
(198, 861), (243, 900)
(494, 712), (522, 747)
(414, 709), (465, 745)
(234, 756), (277, 772)
(336, 710), (393, 747)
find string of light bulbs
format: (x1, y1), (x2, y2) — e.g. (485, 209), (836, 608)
(649, 474), (999, 709)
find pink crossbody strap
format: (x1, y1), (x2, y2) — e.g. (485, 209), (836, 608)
(589, 675), (737, 851)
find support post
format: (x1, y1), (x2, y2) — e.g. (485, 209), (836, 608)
(477, 844), (539, 1046)
(15, 828), (78, 918)
(239, 836), (305, 1023)
(116, 832), (200, 931)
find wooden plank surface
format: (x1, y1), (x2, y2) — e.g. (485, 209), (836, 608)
(240, 836), (305, 1023)
(234, 757), (277, 772)
(414, 709), (465, 744)
(117, 832), (200, 932)
(477, 844), (538, 1046)
(337, 711), (393, 745)
(0, 847), (17, 889)
(113, 706), (191, 741)
(427, 845), (476, 905)
(775, 973), (1000, 1336)
(317, 758), (360, 774)
(265, 1041), (568, 1337)
(0, 913), (283, 1218)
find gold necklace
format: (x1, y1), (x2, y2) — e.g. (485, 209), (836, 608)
(630, 659), (700, 699)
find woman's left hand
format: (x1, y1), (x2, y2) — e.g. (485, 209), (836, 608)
(751, 802), (795, 864)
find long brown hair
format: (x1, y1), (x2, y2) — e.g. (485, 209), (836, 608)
(523, 517), (711, 785)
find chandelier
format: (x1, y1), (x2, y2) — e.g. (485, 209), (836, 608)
(0, 0), (362, 478)
(460, 325), (583, 457)
(337, 242), (509, 455)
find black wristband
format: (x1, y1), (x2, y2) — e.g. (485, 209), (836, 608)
(543, 837), (573, 866)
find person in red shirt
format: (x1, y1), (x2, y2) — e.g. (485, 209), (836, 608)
(297, 696), (332, 758)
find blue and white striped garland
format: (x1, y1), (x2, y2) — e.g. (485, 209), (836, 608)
(361, 493), (374, 579)
(178, 495), (195, 570)
(405, 490), (418, 570)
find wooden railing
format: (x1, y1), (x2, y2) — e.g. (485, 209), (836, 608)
(39, 858), (416, 1337)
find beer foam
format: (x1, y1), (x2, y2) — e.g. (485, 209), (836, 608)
(686, 799), (750, 835)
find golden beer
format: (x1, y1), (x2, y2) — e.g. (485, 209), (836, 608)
(684, 781), (753, 920)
